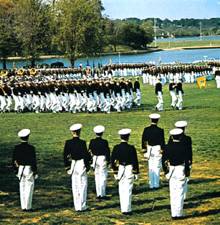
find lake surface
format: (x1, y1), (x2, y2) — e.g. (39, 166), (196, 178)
(1, 48), (220, 69)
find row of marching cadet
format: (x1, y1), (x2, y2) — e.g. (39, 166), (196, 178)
(12, 113), (192, 220)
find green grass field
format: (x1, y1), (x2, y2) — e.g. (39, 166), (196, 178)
(0, 80), (220, 224)
(150, 40), (220, 49)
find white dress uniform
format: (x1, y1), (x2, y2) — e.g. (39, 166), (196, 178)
(111, 129), (139, 215)
(155, 80), (163, 111)
(12, 129), (37, 211)
(89, 126), (110, 199)
(176, 81), (184, 110)
(163, 128), (190, 219)
(64, 124), (91, 212)
(142, 114), (165, 189)
(215, 74), (220, 88)
(169, 81), (177, 108)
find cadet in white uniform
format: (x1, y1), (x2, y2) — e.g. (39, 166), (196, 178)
(89, 125), (110, 199)
(162, 128), (190, 220)
(142, 114), (165, 189)
(63, 124), (91, 212)
(111, 129), (139, 215)
(174, 121), (192, 200)
(12, 129), (38, 211)
(155, 79), (163, 111)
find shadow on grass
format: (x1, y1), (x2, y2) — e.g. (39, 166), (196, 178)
(189, 178), (219, 185)
(187, 191), (220, 201)
(186, 209), (220, 218)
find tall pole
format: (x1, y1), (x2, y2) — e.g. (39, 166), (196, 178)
(200, 21), (202, 41)
(154, 18), (157, 47)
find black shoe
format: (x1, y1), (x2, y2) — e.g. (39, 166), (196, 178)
(100, 196), (110, 200)
(96, 196), (101, 200)
(122, 212), (132, 216)
(172, 216), (183, 220)
(26, 209), (34, 212)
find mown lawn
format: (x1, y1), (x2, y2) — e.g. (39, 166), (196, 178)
(150, 40), (220, 49)
(0, 80), (220, 225)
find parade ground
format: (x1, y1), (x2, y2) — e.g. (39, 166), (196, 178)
(0, 80), (220, 224)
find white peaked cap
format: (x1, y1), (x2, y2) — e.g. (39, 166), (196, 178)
(70, 123), (82, 131)
(118, 128), (131, 135)
(18, 129), (30, 138)
(169, 128), (183, 136)
(149, 113), (161, 119)
(93, 125), (105, 133)
(175, 121), (188, 128)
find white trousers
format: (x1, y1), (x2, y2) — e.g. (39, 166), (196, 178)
(176, 91), (183, 110)
(156, 92), (163, 111)
(134, 89), (141, 106)
(170, 91), (177, 107)
(216, 77), (220, 88)
(17, 166), (35, 210)
(70, 159), (88, 211)
(0, 96), (6, 111)
(145, 145), (162, 188)
(92, 156), (108, 197)
(6, 96), (12, 111)
(118, 165), (134, 213)
(169, 165), (187, 217)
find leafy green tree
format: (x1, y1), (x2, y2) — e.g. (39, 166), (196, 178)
(0, 0), (18, 69)
(14, 0), (52, 67)
(54, 0), (103, 67)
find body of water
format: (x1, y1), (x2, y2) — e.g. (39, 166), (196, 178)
(1, 48), (220, 69)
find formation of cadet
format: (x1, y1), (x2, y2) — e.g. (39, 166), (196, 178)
(0, 78), (141, 113)
(142, 64), (213, 85)
(12, 115), (192, 220)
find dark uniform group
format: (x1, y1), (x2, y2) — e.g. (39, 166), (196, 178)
(12, 113), (192, 219)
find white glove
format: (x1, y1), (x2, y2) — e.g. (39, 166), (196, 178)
(114, 174), (118, 180)
(134, 174), (138, 180)
(34, 174), (38, 180)
(67, 169), (72, 175)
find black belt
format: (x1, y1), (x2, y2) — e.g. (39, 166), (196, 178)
(120, 162), (132, 166)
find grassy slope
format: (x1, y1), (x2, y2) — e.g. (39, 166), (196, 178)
(150, 40), (220, 49)
(0, 81), (220, 224)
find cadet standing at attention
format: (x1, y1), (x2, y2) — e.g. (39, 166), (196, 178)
(142, 113), (165, 189)
(111, 129), (139, 215)
(89, 125), (110, 200)
(12, 129), (38, 212)
(174, 121), (192, 199)
(155, 78), (163, 111)
(162, 128), (190, 220)
(63, 123), (91, 212)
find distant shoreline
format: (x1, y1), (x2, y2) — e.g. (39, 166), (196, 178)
(4, 45), (220, 61)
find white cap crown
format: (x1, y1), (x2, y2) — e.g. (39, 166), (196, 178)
(18, 129), (30, 138)
(149, 113), (160, 119)
(175, 121), (187, 128)
(170, 128), (183, 136)
(70, 123), (82, 131)
(118, 128), (131, 135)
(93, 125), (105, 133)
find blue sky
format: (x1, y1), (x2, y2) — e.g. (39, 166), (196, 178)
(102, 0), (220, 20)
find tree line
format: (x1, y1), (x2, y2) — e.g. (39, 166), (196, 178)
(0, 0), (219, 69)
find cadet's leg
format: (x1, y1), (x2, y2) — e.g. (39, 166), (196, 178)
(25, 175), (35, 210)
(19, 177), (26, 210)
(80, 172), (88, 210)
